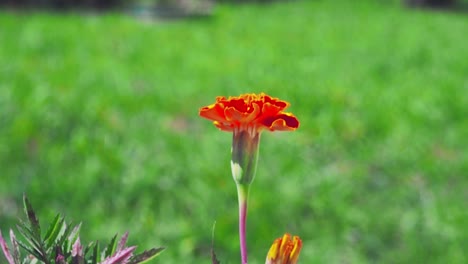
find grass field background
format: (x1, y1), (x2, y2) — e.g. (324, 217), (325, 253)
(1, 0), (467, 263)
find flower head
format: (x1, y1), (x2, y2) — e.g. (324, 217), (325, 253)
(266, 234), (302, 264)
(199, 93), (299, 133)
(199, 93), (299, 186)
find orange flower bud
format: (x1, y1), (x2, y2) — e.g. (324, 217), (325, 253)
(266, 234), (302, 264)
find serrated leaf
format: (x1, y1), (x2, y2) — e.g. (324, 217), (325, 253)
(16, 217), (47, 260)
(22, 195), (41, 239)
(16, 219), (36, 240)
(115, 232), (128, 252)
(103, 234), (117, 259)
(56, 222), (75, 249)
(14, 238), (43, 261)
(44, 214), (63, 248)
(100, 246), (136, 264)
(15, 224), (42, 255)
(128, 247), (165, 264)
(48, 218), (67, 250)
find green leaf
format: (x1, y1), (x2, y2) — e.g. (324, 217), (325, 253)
(128, 247), (165, 264)
(56, 222), (75, 250)
(16, 218), (36, 241)
(22, 195), (41, 239)
(44, 214), (64, 248)
(15, 223), (42, 255)
(91, 241), (100, 264)
(15, 238), (43, 261)
(63, 239), (70, 256)
(103, 234), (117, 259)
(83, 241), (94, 257)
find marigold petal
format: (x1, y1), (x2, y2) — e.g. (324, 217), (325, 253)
(263, 96), (289, 110)
(199, 103), (228, 123)
(261, 114), (300, 131)
(279, 234), (292, 260)
(261, 102), (283, 117)
(266, 238), (282, 262)
(228, 98), (251, 113)
(225, 103), (261, 124)
(289, 236), (302, 264)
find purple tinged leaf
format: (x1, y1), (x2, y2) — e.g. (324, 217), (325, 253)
(72, 238), (85, 264)
(68, 223), (82, 245)
(72, 238), (83, 257)
(0, 230), (15, 264)
(9, 230), (20, 264)
(116, 232), (129, 253)
(56, 247), (66, 264)
(211, 248), (220, 264)
(100, 246), (136, 264)
(128, 247), (165, 264)
(56, 253), (66, 264)
(23, 195), (41, 238)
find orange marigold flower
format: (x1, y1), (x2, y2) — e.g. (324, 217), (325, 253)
(266, 234), (302, 264)
(199, 93), (299, 133)
(200, 94), (300, 264)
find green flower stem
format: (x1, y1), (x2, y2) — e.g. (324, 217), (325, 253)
(236, 184), (249, 264)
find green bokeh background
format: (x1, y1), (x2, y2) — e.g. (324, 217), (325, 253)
(1, 0), (467, 263)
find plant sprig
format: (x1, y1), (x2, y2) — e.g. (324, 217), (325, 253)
(0, 195), (164, 264)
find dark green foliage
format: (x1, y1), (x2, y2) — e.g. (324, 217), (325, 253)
(128, 248), (166, 264)
(0, 196), (164, 264)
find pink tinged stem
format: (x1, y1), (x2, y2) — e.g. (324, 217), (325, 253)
(237, 184), (249, 264)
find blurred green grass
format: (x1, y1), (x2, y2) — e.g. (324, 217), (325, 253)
(1, 0), (467, 263)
